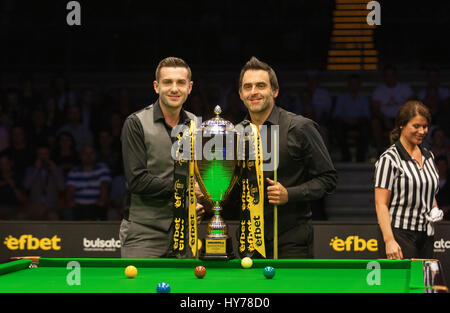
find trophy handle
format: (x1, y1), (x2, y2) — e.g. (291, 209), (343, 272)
(194, 161), (214, 207)
(221, 161), (242, 205)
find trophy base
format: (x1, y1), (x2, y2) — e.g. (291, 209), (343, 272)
(200, 237), (234, 260)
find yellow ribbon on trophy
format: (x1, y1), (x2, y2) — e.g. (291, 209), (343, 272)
(246, 123), (266, 258)
(187, 120), (198, 257)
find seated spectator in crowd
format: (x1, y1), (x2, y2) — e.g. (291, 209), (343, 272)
(422, 86), (442, 123)
(430, 128), (450, 164)
(0, 152), (28, 219)
(50, 75), (77, 112)
(117, 88), (136, 120)
(23, 145), (65, 220)
(53, 132), (79, 179)
(107, 111), (124, 151)
(65, 145), (111, 220)
(108, 175), (126, 221)
(222, 91), (246, 125)
(44, 96), (64, 130)
(298, 88), (315, 121)
(371, 64), (414, 155)
(79, 88), (104, 135)
(332, 74), (370, 162)
(306, 70), (332, 125)
(436, 155), (450, 220)
(26, 109), (54, 148)
(305, 71), (332, 145)
(1, 125), (34, 183)
(4, 88), (28, 124)
(186, 93), (210, 121)
(19, 74), (43, 115)
(418, 68), (450, 104)
(0, 112), (9, 152)
(421, 85), (450, 136)
(278, 86), (302, 115)
(58, 106), (94, 151)
(96, 129), (123, 177)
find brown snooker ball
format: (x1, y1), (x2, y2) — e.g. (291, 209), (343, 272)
(194, 266), (206, 279)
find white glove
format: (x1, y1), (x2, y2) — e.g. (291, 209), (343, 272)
(425, 207), (444, 236)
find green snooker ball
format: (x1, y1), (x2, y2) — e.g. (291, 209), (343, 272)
(264, 266), (275, 279)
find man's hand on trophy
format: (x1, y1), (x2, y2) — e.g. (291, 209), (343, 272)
(196, 203), (205, 224)
(195, 182), (204, 200)
(266, 178), (289, 206)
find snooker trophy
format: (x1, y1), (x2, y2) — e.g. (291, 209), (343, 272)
(196, 105), (240, 260)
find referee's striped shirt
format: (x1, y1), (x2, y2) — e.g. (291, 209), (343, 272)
(374, 140), (439, 232)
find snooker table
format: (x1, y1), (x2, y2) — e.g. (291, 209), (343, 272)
(0, 258), (447, 293)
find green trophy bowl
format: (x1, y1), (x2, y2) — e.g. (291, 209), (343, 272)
(196, 105), (238, 260)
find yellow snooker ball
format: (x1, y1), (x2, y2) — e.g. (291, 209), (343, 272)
(241, 257), (253, 269)
(125, 265), (138, 278)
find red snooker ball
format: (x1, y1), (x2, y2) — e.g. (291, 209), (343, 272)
(194, 266), (206, 279)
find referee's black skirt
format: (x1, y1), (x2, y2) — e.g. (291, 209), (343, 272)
(377, 227), (434, 259)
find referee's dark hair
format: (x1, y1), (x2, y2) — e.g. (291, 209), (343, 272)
(390, 100), (432, 144)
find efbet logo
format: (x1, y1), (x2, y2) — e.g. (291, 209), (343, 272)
(329, 236), (378, 252)
(4, 235), (62, 251)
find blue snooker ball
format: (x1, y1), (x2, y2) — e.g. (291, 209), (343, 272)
(264, 266), (275, 279)
(156, 282), (171, 293)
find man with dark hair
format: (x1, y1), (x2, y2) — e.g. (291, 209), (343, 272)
(119, 57), (204, 258)
(371, 64), (414, 155)
(332, 74), (370, 162)
(235, 56), (337, 258)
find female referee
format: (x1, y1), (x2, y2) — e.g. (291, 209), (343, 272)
(374, 100), (443, 259)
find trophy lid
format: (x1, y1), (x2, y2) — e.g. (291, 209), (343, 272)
(201, 105), (235, 135)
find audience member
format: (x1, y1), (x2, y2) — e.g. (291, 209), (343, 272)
(26, 109), (54, 148)
(222, 91), (245, 124)
(18, 74), (43, 114)
(422, 87), (441, 123)
(0, 112), (9, 152)
(96, 129), (123, 177)
(305, 71), (332, 145)
(107, 111), (124, 151)
(65, 145), (111, 220)
(298, 88), (315, 120)
(371, 65), (414, 155)
(50, 75), (77, 112)
(1, 125), (34, 183)
(435, 155), (450, 220)
(57, 106), (94, 151)
(306, 71), (333, 126)
(332, 74), (370, 162)
(187, 93), (210, 121)
(23, 145), (65, 220)
(278, 87), (302, 114)
(4, 88), (27, 124)
(430, 128), (450, 164)
(44, 96), (64, 130)
(0, 152), (28, 219)
(418, 68), (450, 104)
(53, 131), (79, 179)
(117, 88), (136, 119)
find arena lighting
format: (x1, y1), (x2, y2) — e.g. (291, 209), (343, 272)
(327, 0), (379, 71)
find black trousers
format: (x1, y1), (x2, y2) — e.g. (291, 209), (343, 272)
(377, 227), (434, 259)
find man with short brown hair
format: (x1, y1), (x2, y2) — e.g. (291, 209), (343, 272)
(119, 57), (204, 258)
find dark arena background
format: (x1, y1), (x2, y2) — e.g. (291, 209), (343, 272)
(0, 0), (450, 299)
